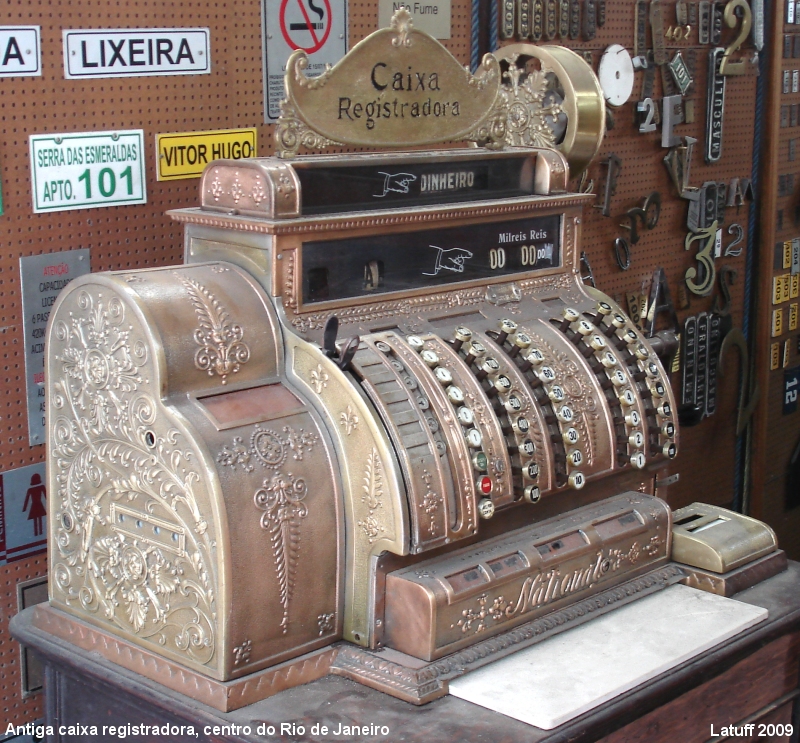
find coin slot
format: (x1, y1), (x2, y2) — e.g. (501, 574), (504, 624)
(688, 516), (729, 533)
(675, 512), (704, 525)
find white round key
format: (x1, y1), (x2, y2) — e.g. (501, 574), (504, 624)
(447, 385), (465, 403)
(465, 428), (483, 448)
(457, 406), (474, 425)
(434, 366), (453, 384)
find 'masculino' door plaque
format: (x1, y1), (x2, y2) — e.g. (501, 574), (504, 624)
(275, 10), (506, 157)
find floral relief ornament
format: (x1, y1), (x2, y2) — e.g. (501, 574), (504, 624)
(254, 472), (309, 633)
(51, 289), (217, 666)
(179, 274), (250, 384)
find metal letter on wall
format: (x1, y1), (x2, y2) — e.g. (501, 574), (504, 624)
(20, 249), (90, 445)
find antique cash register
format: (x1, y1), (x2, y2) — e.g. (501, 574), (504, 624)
(36, 11), (763, 712)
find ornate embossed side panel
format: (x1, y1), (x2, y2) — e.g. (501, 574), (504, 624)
(47, 278), (223, 677)
(185, 402), (342, 678)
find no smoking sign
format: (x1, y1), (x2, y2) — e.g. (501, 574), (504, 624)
(262, 0), (347, 121)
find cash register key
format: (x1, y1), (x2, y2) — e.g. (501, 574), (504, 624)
(472, 451), (489, 471)
(563, 308), (581, 322)
(407, 335), (425, 351)
(657, 402), (672, 417)
(523, 485), (542, 503)
(497, 318), (518, 344)
(610, 369), (627, 387)
(596, 301), (613, 315)
(463, 341), (486, 365)
(504, 395), (523, 413)
(576, 319), (594, 336)
(567, 449), (583, 466)
(590, 334), (607, 350)
(568, 471), (586, 489)
(457, 406), (475, 425)
(478, 497), (495, 519)
(611, 313), (627, 328)
(625, 410), (641, 426)
(557, 405), (574, 422)
(537, 365), (557, 382)
(628, 430), (645, 448)
(646, 360), (660, 377)
(548, 384), (565, 402)
(630, 451), (646, 469)
(661, 420), (676, 437)
(623, 328), (639, 345)
(466, 428), (483, 448)
(512, 417), (530, 434)
(454, 326), (473, 344)
(513, 332), (532, 350)
(434, 366), (453, 385)
(477, 357), (500, 381)
(421, 349), (440, 367)
(520, 347), (545, 372)
(619, 389), (636, 407)
(447, 385), (465, 403)
(563, 427), (579, 446)
(663, 441), (678, 458)
(524, 462), (540, 479)
(635, 344), (650, 360)
(650, 380), (666, 397)
(491, 375), (512, 394)
(518, 439), (535, 457)
(601, 350), (618, 368)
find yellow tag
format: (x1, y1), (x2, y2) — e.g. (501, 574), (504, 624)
(791, 303), (799, 331)
(771, 342), (781, 370)
(782, 274), (792, 303)
(773, 308), (784, 337)
(155, 128), (257, 180)
(774, 275), (783, 304)
(785, 241), (793, 269)
(627, 293), (642, 328)
(792, 274), (800, 299)
(671, 333), (681, 373)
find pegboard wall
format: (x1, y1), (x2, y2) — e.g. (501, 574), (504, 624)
(0, 0), (769, 724)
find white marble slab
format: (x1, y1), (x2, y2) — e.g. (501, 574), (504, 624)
(448, 584), (768, 730)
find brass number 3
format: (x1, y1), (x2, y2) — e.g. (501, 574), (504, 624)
(719, 0), (752, 75)
(685, 221), (718, 296)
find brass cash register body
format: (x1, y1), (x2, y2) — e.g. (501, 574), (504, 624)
(41, 14), (681, 708)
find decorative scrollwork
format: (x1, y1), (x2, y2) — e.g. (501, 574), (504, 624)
(358, 449), (385, 544)
(50, 288), (217, 668)
(254, 472), (309, 633)
(179, 274), (251, 385)
(500, 54), (561, 149)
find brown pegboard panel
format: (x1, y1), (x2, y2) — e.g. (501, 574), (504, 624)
(494, 2), (757, 513)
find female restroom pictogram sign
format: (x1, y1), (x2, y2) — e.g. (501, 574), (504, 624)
(279, 0), (332, 53)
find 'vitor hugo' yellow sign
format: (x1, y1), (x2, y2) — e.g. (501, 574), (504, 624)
(155, 128), (257, 180)
(275, 9), (504, 157)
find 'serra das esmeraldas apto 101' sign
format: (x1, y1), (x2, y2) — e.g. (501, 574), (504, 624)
(29, 130), (146, 213)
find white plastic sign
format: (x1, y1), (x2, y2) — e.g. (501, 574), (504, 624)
(0, 27), (41, 77)
(63, 29), (210, 79)
(30, 130), (146, 213)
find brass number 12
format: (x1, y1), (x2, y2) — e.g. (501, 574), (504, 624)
(719, 0), (752, 75)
